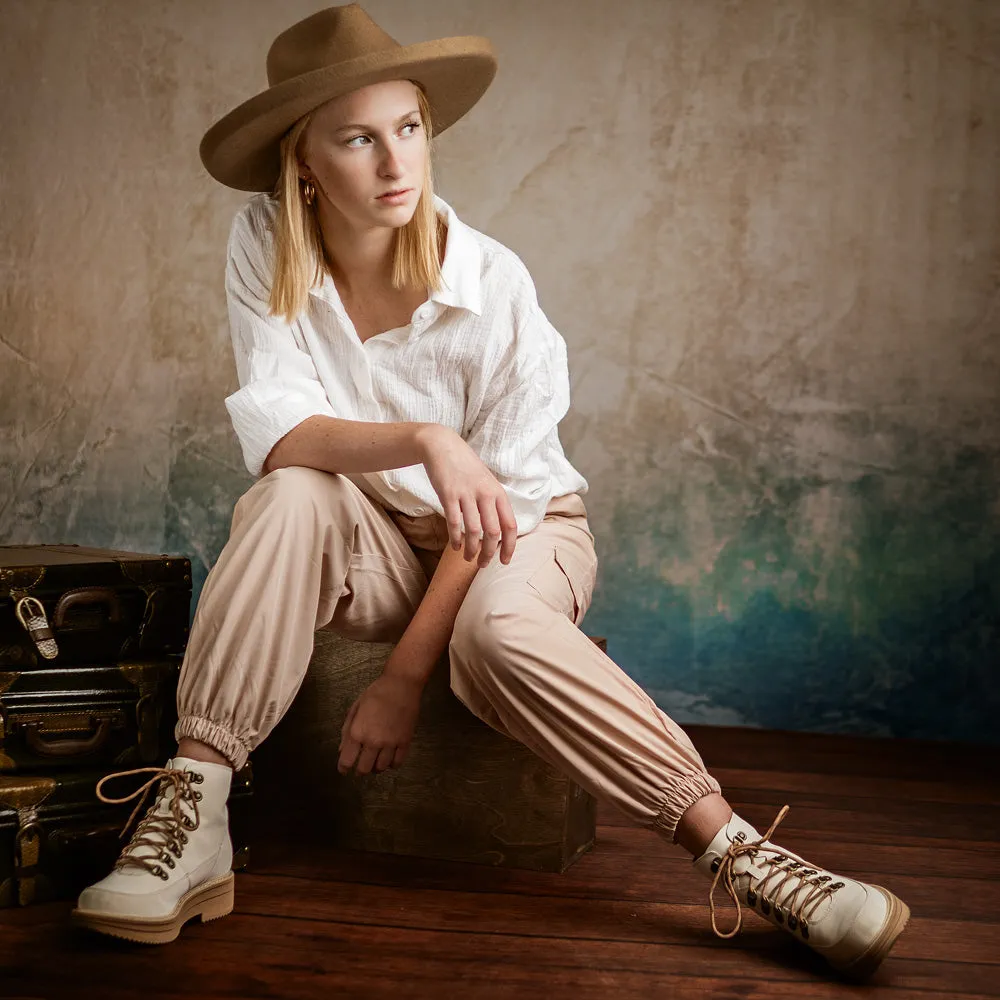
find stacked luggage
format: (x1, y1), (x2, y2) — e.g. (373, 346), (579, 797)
(0, 544), (251, 907)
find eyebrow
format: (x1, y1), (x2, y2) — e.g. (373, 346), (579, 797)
(334, 110), (421, 135)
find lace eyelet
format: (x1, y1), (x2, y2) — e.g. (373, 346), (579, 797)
(829, 881), (845, 890)
(760, 899), (771, 915)
(747, 888), (758, 907)
(800, 921), (809, 939)
(774, 906), (784, 924)
(193, 790), (203, 801)
(787, 914), (798, 930)
(710, 857), (721, 873)
(192, 772), (205, 784)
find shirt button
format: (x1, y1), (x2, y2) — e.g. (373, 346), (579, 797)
(413, 506), (427, 514)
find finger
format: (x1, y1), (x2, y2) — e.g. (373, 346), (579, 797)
(374, 746), (395, 773)
(477, 497), (502, 568)
(497, 492), (518, 565)
(340, 700), (359, 743)
(338, 736), (362, 775)
(354, 744), (380, 776)
(460, 496), (483, 562)
(443, 496), (464, 551)
(392, 744), (409, 768)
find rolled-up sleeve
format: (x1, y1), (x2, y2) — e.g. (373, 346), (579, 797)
(465, 284), (572, 536)
(222, 212), (337, 477)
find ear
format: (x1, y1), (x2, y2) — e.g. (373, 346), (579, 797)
(295, 141), (310, 180)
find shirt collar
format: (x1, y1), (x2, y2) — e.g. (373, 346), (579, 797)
(429, 195), (482, 316)
(307, 194), (482, 317)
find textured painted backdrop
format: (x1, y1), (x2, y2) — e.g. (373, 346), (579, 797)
(2, 1), (998, 743)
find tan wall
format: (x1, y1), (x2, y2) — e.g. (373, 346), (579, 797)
(2, 1), (998, 739)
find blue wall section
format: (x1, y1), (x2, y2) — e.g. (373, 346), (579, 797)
(583, 449), (1000, 744)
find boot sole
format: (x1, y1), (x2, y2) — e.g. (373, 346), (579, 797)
(834, 885), (911, 980)
(71, 872), (234, 945)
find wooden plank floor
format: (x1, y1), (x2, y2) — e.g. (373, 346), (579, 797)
(2, 725), (997, 1000)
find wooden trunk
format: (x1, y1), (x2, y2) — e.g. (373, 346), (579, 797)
(253, 632), (606, 873)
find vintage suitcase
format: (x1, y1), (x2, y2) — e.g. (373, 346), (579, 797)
(0, 545), (191, 669)
(0, 658), (181, 773)
(0, 763), (253, 907)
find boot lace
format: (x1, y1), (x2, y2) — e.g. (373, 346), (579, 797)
(95, 766), (205, 881)
(709, 804), (845, 940)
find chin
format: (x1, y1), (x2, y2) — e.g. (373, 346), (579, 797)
(374, 204), (418, 227)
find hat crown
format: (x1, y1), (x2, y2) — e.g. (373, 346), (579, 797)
(266, 4), (400, 86)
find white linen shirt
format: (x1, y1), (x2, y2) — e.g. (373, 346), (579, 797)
(223, 192), (588, 536)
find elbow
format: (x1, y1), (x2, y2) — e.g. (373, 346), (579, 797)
(260, 442), (283, 478)
(260, 422), (304, 476)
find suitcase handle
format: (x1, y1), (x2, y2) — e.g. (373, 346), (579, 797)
(24, 716), (113, 758)
(53, 588), (123, 629)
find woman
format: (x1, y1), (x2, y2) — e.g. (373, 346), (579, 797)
(72, 3), (910, 978)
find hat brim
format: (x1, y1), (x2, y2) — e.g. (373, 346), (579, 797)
(200, 36), (496, 192)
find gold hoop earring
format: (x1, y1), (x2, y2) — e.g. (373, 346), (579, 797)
(302, 179), (316, 206)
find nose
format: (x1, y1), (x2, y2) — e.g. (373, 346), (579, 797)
(377, 140), (405, 179)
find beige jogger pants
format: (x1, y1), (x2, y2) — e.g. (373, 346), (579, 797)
(175, 466), (721, 839)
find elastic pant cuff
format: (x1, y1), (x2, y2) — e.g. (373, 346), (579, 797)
(651, 772), (724, 843)
(175, 715), (250, 771)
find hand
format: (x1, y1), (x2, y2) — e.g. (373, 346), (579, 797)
(338, 673), (424, 775)
(415, 425), (518, 567)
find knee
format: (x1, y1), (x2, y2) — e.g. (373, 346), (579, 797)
(449, 591), (541, 685)
(235, 466), (346, 525)
(259, 464), (336, 503)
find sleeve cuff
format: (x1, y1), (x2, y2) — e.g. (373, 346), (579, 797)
(225, 378), (337, 477)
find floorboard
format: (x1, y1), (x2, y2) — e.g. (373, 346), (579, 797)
(2, 724), (996, 999)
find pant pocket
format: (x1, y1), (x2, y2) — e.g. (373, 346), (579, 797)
(526, 545), (598, 626)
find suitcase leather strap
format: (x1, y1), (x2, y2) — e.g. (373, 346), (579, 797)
(0, 776), (56, 907)
(13, 597), (58, 661)
(14, 809), (42, 906)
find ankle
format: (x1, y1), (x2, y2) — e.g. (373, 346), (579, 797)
(675, 793), (733, 856)
(176, 738), (233, 770)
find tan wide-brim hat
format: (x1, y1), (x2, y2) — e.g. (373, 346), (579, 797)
(200, 3), (497, 192)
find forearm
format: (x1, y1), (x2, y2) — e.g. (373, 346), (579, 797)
(262, 414), (439, 477)
(382, 543), (480, 685)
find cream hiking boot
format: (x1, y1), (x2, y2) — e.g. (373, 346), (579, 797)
(693, 805), (910, 979)
(72, 756), (234, 944)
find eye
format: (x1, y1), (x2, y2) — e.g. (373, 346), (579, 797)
(345, 134), (371, 148)
(401, 120), (422, 136)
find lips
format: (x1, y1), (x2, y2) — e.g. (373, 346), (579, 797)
(377, 188), (411, 199)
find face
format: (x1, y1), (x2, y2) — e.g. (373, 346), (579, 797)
(299, 79), (427, 233)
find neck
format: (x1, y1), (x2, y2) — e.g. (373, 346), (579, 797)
(314, 199), (396, 294)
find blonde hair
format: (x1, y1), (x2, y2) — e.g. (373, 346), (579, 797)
(269, 84), (444, 323)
